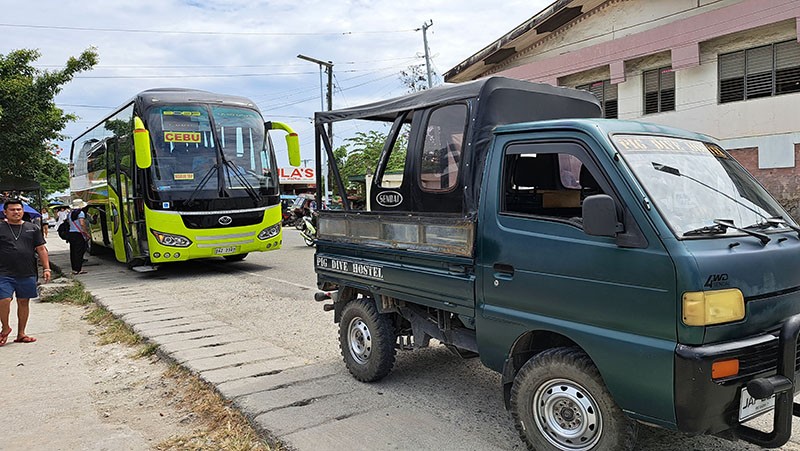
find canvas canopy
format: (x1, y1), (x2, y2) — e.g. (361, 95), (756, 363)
(0, 175), (41, 192)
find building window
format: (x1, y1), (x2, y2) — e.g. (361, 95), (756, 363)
(643, 67), (675, 114)
(577, 80), (618, 118)
(719, 40), (800, 104)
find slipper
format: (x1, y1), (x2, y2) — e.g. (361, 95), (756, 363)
(0, 328), (11, 347)
(14, 335), (36, 343)
(72, 270), (88, 275)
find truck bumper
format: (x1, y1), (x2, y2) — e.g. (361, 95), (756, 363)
(674, 314), (800, 448)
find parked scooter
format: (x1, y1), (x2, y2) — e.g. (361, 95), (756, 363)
(299, 211), (317, 247)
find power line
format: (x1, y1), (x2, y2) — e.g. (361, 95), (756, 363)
(0, 22), (417, 36)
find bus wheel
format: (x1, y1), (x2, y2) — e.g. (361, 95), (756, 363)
(339, 297), (396, 382)
(223, 253), (248, 262)
(510, 347), (636, 451)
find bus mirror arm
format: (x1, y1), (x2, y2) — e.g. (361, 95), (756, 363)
(267, 121), (301, 167)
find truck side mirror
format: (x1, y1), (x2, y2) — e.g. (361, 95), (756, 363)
(582, 194), (621, 237)
(133, 116), (152, 169)
(267, 121), (301, 167)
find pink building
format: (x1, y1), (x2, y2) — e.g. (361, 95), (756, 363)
(445, 0), (800, 217)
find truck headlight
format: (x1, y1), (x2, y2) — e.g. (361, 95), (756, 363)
(682, 288), (745, 326)
(150, 229), (192, 248)
(258, 224), (281, 240)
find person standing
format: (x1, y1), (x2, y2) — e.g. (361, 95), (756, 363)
(67, 199), (90, 275)
(0, 199), (51, 346)
(40, 208), (50, 239)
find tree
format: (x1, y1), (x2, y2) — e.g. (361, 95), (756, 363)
(334, 130), (407, 196)
(399, 64), (437, 93)
(0, 47), (99, 195)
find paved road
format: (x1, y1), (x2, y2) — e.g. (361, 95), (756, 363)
(63, 229), (800, 450)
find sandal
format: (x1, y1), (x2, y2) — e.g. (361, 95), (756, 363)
(14, 335), (36, 343)
(0, 328), (11, 347)
(72, 270), (88, 275)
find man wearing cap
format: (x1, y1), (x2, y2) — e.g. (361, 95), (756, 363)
(0, 199), (51, 346)
(67, 199), (90, 275)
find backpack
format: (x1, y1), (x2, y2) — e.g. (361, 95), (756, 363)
(57, 210), (81, 241)
(57, 220), (70, 240)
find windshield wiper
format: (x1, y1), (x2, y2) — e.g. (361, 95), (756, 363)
(183, 163), (218, 208)
(764, 217), (800, 238)
(683, 223), (728, 237)
(651, 162), (768, 221)
(714, 219), (770, 245)
(223, 159), (262, 205)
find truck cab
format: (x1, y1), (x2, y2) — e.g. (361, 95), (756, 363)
(312, 77), (800, 450)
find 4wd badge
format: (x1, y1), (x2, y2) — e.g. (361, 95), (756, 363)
(376, 191), (403, 208)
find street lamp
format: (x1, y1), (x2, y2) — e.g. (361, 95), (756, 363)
(298, 54), (333, 207)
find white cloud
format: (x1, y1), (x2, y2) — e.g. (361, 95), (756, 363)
(1, 0), (552, 165)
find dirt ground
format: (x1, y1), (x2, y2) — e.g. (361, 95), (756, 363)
(1, 297), (199, 450)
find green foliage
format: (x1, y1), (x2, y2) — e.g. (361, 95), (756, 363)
(0, 47), (99, 195)
(334, 130), (407, 195)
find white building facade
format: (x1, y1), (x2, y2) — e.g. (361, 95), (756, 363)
(445, 0), (800, 217)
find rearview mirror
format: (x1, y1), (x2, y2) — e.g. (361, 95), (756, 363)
(133, 116), (152, 169)
(267, 121), (301, 167)
(582, 194), (621, 237)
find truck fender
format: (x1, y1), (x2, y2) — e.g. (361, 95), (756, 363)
(501, 330), (581, 409)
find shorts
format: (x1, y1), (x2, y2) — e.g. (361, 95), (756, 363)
(0, 276), (39, 299)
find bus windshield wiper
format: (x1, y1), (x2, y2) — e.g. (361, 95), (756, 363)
(183, 163), (218, 208)
(714, 219), (770, 245)
(223, 159), (262, 205)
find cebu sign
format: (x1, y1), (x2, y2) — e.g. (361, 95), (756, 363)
(279, 167), (315, 184)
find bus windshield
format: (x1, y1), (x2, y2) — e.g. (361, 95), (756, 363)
(147, 105), (277, 199)
(613, 134), (791, 238)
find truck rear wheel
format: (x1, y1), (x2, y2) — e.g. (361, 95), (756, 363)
(510, 347), (636, 451)
(339, 297), (396, 382)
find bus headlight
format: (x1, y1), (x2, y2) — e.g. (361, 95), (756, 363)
(258, 224), (281, 240)
(682, 288), (745, 326)
(150, 229), (192, 248)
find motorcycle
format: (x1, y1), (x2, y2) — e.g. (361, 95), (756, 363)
(299, 211), (317, 247)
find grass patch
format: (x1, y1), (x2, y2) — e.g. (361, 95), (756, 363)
(86, 305), (141, 346)
(39, 281), (94, 306)
(156, 365), (280, 451)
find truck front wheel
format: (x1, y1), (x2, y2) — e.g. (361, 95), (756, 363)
(339, 298), (396, 382)
(510, 347), (636, 451)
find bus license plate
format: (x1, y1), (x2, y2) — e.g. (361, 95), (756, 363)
(739, 387), (775, 422)
(213, 246), (237, 255)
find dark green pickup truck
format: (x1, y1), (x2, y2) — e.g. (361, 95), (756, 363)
(311, 77), (800, 450)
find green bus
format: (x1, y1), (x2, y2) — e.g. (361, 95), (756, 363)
(70, 88), (300, 270)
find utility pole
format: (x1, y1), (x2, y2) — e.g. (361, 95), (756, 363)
(421, 20), (433, 88)
(297, 54), (334, 207)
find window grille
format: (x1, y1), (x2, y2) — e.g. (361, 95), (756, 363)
(718, 40), (800, 103)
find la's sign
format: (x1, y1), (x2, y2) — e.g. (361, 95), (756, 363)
(279, 167), (315, 184)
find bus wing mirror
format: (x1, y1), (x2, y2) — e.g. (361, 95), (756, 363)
(267, 121), (301, 167)
(582, 194), (621, 237)
(133, 117), (152, 169)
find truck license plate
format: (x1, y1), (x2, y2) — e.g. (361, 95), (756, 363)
(738, 387), (775, 422)
(213, 246), (237, 255)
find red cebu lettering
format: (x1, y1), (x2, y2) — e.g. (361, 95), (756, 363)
(164, 132), (201, 143)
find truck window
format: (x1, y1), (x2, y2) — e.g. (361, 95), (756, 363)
(502, 142), (602, 221)
(419, 104), (467, 192)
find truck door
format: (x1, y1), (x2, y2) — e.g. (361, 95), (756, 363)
(476, 135), (677, 418)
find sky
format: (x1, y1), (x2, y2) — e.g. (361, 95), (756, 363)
(1, 0), (553, 167)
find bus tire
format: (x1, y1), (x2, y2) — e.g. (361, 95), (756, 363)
(339, 297), (396, 382)
(223, 253), (248, 262)
(510, 347), (637, 451)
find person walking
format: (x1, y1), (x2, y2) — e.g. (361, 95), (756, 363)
(0, 199), (51, 346)
(67, 199), (90, 275)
